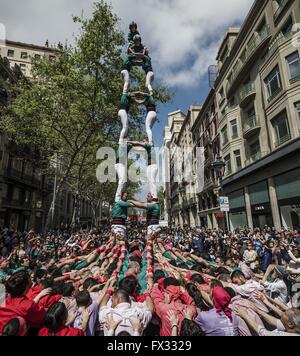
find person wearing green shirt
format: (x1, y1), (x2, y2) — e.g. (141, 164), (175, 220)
(129, 192), (161, 239)
(111, 192), (133, 240)
(128, 22), (140, 44)
(128, 139), (158, 199)
(121, 35), (154, 95)
(118, 93), (135, 144)
(131, 92), (157, 145)
(115, 143), (132, 202)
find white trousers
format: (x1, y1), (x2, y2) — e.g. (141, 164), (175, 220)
(147, 164), (158, 199)
(145, 111), (157, 145)
(146, 71), (154, 94)
(121, 69), (130, 94)
(118, 109), (128, 144)
(115, 163), (127, 202)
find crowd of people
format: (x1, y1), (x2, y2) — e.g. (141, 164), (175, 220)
(0, 224), (300, 337)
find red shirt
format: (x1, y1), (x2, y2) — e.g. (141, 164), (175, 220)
(26, 285), (61, 309)
(38, 326), (84, 337)
(0, 296), (46, 335)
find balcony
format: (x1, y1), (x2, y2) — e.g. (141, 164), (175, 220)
(240, 83), (256, 107)
(243, 115), (261, 139)
(226, 26), (271, 97)
(1, 198), (32, 210)
(4, 168), (41, 188)
(274, 0), (292, 24)
(275, 133), (292, 148)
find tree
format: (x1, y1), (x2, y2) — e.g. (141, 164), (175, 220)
(0, 1), (172, 230)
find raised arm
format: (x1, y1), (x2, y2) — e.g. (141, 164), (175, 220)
(129, 200), (148, 209)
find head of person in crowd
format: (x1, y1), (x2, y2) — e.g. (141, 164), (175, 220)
(211, 286), (233, 321)
(231, 270), (247, 286)
(127, 261), (141, 276)
(43, 302), (69, 335)
(2, 317), (28, 336)
(111, 289), (131, 309)
(180, 319), (205, 337)
(5, 271), (32, 297)
(119, 276), (138, 296)
(153, 270), (166, 283)
(76, 291), (92, 309)
(281, 309), (300, 334)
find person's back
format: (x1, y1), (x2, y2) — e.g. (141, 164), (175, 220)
(0, 271), (46, 334)
(195, 308), (239, 336)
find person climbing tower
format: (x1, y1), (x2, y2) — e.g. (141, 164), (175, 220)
(128, 21), (140, 44)
(118, 92), (135, 144)
(111, 192), (133, 240)
(132, 92), (157, 145)
(121, 34), (154, 95)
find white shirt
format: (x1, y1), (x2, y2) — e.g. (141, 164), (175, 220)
(99, 302), (152, 336)
(264, 279), (288, 304)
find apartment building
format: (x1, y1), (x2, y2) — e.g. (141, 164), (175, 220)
(190, 90), (222, 229)
(214, 0), (300, 230)
(0, 40), (57, 78)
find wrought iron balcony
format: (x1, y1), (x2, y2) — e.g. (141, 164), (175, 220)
(240, 83), (256, 107)
(243, 115), (261, 139)
(226, 26), (271, 97)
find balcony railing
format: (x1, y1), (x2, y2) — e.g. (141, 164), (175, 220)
(243, 115), (260, 136)
(290, 74), (300, 85)
(275, 133), (292, 147)
(240, 83), (256, 104)
(227, 26), (271, 96)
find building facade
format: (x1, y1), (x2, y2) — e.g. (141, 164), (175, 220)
(0, 40), (57, 78)
(164, 0), (300, 231)
(214, 0), (300, 231)
(0, 40), (96, 231)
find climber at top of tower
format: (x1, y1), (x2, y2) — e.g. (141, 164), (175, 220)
(128, 21), (140, 44)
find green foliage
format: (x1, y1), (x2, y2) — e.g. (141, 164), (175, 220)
(0, 0), (172, 223)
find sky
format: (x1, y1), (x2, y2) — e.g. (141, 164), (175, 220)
(0, 0), (254, 147)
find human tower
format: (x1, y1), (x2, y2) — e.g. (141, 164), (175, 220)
(111, 22), (161, 240)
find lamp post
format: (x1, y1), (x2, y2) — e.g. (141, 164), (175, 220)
(212, 156), (230, 233)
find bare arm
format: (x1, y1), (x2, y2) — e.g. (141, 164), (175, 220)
(129, 200), (148, 209)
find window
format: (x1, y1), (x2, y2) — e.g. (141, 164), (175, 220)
(224, 155), (232, 176)
(221, 126), (228, 146)
(231, 119), (238, 139)
(250, 140), (261, 157)
(281, 17), (293, 35)
(49, 55), (56, 61)
(21, 52), (28, 59)
(7, 49), (14, 57)
(272, 111), (291, 147)
(219, 88), (225, 104)
(34, 54), (41, 59)
(265, 66), (282, 101)
(296, 102), (300, 124)
(286, 52), (300, 82)
(234, 150), (242, 171)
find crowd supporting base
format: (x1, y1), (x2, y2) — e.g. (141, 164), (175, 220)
(0, 225), (300, 337)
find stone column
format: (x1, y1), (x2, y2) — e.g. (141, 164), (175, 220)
(268, 177), (281, 231)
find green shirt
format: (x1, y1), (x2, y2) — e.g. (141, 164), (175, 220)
(147, 203), (160, 218)
(128, 30), (140, 43)
(129, 43), (145, 54)
(119, 93), (132, 111)
(144, 94), (156, 112)
(112, 200), (132, 219)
